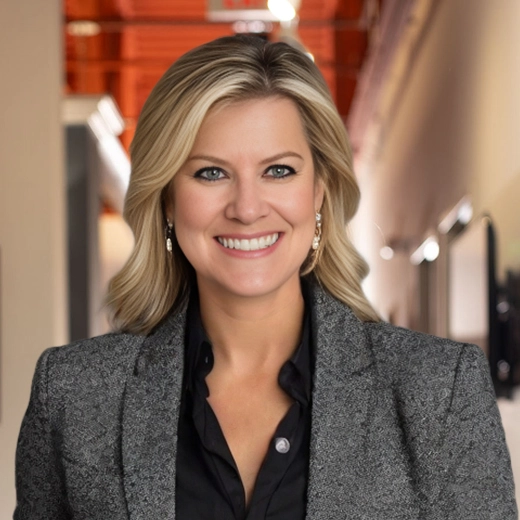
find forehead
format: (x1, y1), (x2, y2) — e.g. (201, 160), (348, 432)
(190, 96), (311, 156)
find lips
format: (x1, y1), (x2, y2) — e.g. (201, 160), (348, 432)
(217, 233), (280, 251)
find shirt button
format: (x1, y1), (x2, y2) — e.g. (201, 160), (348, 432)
(275, 437), (290, 454)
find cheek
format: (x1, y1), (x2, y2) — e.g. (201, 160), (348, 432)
(283, 185), (318, 227)
(171, 185), (224, 268)
(172, 198), (204, 269)
(173, 196), (197, 232)
(172, 186), (216, 233)
(277, 186), (318, 253)
(171, 188), (202, 260)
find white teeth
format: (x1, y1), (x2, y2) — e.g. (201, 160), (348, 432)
(218, 233), (279, 251)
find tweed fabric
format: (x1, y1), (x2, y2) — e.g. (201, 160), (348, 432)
(14, 284), (518, 519)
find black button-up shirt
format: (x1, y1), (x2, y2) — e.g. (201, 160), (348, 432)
(176, 287), (313, 519)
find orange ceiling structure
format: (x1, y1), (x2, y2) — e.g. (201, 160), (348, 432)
(65, 0), (373, 149)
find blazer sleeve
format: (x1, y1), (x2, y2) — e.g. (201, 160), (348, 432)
(14, 348), (70, 520)
(436, 344), (518, 519)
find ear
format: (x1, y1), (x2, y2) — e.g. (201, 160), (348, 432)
(314, 177), (325, 212)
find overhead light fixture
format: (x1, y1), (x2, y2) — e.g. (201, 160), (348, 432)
(438, 196), (473, 234)
(379, 246), (394, 260)
(457, 203), (473, 226)
(423, 240), (440, 262)
(268, 0), (300, 22)
(410, 236), (439, 265)
(232, 20), (272, 34)
(67, 20), (101, 37)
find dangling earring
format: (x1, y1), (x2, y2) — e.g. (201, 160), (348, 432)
(312, 212), (322, 250)
(301, 211), (323, 275)
(165, 219), (173, 253)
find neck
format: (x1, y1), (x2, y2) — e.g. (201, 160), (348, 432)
(197, 278), (305, 377)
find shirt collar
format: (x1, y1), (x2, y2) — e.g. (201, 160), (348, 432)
(184, 279), (313, 403)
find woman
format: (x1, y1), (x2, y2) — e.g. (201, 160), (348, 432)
(15, 35), (517, 519)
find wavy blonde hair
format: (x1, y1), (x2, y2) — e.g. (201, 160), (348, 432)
(106, 35), (379, 334)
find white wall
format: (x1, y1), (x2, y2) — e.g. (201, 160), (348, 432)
(0, 0), (66, 515)
(359, 0), (520, 317)
(467, 1), (520, 278)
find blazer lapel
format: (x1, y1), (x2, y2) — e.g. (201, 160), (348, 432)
(120, 285), (384, 519)
(306, 286), (376, 519)
(122, 308), (187, 520)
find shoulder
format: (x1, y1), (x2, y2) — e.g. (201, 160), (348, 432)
(311, 281), (485, 383)
(34, 332), (146, 402)
(41, 331), (144, 371)
(366, 320), (468, 369)
(363, 321), (495, 423)
(312, 281), (491, 401)
(365, 320), (487, 383)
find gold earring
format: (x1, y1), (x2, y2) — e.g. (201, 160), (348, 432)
(312, 212), (322, 250)
(166, 219), (173, 253)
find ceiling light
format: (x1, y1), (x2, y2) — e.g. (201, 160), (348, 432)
(438, 196), (473, 234)
(268, 0), (297, 21)
(379, 246), (394, 260)
(232, 20), (272, 34)
(410, 236), (439, 265)
(457, 202), (473, 225)
(423, 240), (440, 262)
(67, 20), (101, 37)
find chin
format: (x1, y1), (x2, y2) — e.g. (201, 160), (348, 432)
(221, 279), (282, 299)
(200, 270), (300, 300)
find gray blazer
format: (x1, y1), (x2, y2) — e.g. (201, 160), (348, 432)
(15, 284), (518, 519)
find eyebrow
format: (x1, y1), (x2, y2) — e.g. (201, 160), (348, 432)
(187, 151), (305, 166)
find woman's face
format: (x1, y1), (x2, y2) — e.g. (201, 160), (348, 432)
(169, 96), (324, 301)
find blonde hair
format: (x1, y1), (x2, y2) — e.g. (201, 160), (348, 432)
(106, 35), (379, 334)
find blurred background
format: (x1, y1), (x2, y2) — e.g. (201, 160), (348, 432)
(1, 0), (519, 513)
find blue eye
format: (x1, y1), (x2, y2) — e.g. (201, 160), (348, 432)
(195, 167), (225, 181)
(266, 165), (295, 178)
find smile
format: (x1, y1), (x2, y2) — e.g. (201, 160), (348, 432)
(217, 233), (280, 251)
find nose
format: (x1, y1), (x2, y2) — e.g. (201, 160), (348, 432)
(224, 177), (269, 224)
